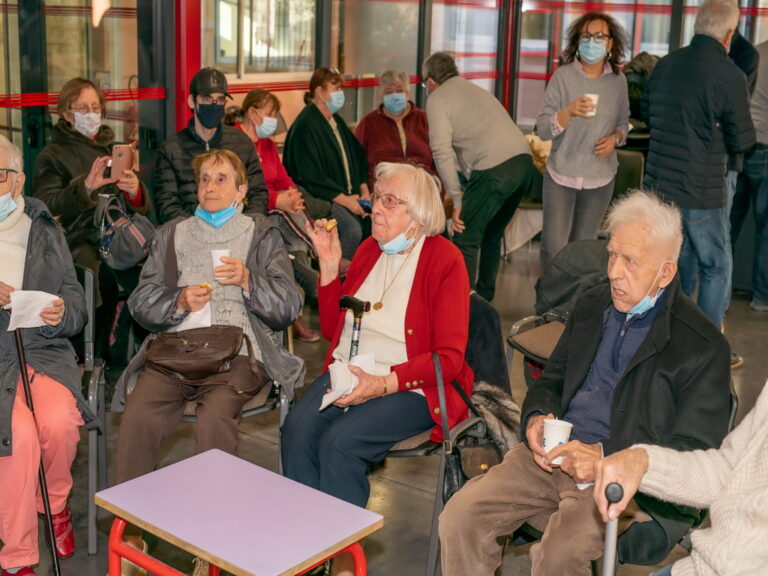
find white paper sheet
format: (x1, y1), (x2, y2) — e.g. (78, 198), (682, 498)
(170, 302), (212, 332)
(319, 353), (376, 411)
(6, 290), (58, 330)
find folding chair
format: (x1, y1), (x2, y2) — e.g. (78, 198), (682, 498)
(506, 315), (565, 389)
(74, 265), (108, 555)
(385, 292), (511, 576)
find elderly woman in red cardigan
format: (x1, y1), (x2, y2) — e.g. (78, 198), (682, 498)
(281, 162), (472, 570)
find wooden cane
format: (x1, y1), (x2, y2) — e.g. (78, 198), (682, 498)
(14, 329), (62, 576)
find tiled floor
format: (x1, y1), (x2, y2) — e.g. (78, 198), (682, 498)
(26, 246), (768, 576)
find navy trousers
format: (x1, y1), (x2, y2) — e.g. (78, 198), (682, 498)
(281, 372), (434, 508)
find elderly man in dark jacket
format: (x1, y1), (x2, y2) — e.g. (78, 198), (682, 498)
(439, 191), (731, 576)
(154, 67), (269, 222)
(0, 136), (89, 574)
(641, 0), (755, 330)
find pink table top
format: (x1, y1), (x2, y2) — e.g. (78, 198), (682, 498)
(95, 449), (383, 576)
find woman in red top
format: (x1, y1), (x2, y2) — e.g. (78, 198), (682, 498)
(355, 70), (438, 193)
(234, 89), (319, 342)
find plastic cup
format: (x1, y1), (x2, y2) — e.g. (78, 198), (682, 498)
(584, 93), (599, 117)
(543, 418), (573, 465)
(211, 249), (231, 280)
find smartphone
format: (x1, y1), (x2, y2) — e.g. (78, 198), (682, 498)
(111, 144), (134, 179)
(358, 199), (372, 212)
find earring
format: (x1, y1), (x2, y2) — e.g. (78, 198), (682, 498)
(606, 51), (612, 60)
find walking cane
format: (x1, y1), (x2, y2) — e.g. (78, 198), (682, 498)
(602, 482), (624, 576)
(14, 329), (62, 576)
(339, 296), (371, 360)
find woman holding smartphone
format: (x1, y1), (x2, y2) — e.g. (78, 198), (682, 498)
(31, 77), (151, 361)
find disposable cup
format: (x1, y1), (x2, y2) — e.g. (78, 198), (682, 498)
(211, 249), (231, 280)
(543, 418), (573, 465)
(584, 93), (599, 117)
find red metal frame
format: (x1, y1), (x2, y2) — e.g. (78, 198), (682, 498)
(174, 0), (202, 132)
(108, 517), (368, 576)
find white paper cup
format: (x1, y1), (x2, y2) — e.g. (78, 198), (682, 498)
(211, 249), (231, 280)
(543, 418), (573, 465)
(584, 93), (599, 117)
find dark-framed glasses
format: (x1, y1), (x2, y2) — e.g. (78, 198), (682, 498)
(199, 95), (227, 106)
(70, 103), (102, 114)
(0, 168), (18, 183)
(580, 32), (611, 43)
(371, 192), (408, 209)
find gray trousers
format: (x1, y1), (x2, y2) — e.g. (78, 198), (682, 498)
(540, 172), (615, 266)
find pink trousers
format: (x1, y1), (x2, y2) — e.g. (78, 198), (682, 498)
(0, 366), (83, 570)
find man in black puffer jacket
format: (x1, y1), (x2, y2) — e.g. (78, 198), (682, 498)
(641, 0), (755, 331)
(154, 68), (268, 222)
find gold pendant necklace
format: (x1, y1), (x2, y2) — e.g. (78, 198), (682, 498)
(373, 247), (416, 310)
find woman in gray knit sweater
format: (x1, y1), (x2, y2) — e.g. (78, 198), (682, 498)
(536, 12), (630, 266)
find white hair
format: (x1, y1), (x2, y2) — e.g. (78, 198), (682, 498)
(0, 135), (23, 173)
(379, 69), (411, 101)
(374, 162), (445, 237)
(694, 0), (740, 42)
(604, 190), (683, 260)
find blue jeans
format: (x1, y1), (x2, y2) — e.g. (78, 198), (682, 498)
(650, 564), (673, 576)
(679, 205), (732, 327)
(732, 148), (768, 306)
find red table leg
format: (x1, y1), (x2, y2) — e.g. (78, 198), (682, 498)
(296, 542), (367, 575)
(108, 517), (221, 576)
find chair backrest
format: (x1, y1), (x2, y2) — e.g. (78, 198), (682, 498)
(74, 265), (96, 372)
(613, 149), (645, 199)
(466, 292), (510, 394)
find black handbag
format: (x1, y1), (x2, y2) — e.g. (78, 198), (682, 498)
(432, 354), (505, 503)
(94, 193), (154, 270)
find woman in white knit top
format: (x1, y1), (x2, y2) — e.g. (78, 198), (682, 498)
(594, 380), (768, 575)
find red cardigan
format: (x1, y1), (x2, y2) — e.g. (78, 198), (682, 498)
(236, 124), (295, 210)
(354, 104), (437, 193)
(318, 235), (474, 441)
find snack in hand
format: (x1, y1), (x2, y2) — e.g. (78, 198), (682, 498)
(199, 283), (213, 294)
(325, 218), (338, 232)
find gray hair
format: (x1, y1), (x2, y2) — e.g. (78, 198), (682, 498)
(380, 69), (411, 100)
(374, 162), (445, 237)
(604, 190), (683, 260)
(422, 52), (459, 85)
(694, 0), (740, 42)
(0, 135), (23, 173)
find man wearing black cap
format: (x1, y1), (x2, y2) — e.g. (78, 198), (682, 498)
(154, 67), (268, 222)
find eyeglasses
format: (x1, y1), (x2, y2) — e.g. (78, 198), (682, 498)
(198, 95), (227, 106)
(69, 103), (102, 114)
(580, 32), (611, 43)
(371, 192), (408, 210)
(0, 168), (18, 183)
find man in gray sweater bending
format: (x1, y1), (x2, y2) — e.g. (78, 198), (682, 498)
(423, 52), (535, 302)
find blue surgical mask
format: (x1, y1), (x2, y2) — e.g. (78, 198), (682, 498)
(378, 231), (415, 255)
(627, 265), (665, 315)
(327, 91), (345, 114)
(579, 39), (607, 64)
(195, 201), (239, 228)
(256, 116), (278, 139)
(383, 93), (408, 115)
(0, 192), (16, 222)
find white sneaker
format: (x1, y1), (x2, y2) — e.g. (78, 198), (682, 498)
(750, 300), (768, 312)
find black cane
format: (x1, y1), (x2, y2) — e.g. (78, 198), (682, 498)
(339, 296), (371, 359)
(14, 329), (62, 576)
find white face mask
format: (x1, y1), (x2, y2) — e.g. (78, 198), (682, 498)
(73, 111), (101, 138)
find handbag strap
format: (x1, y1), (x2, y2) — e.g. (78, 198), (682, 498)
(450, 380), (481, 418)
(164, 225), (180, 288)
(432, 352), (453, 454)
(93, 193), (116, 229)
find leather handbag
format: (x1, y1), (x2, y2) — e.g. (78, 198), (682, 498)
(144, 325), (245, 382)
(94, 193), (154, 270)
